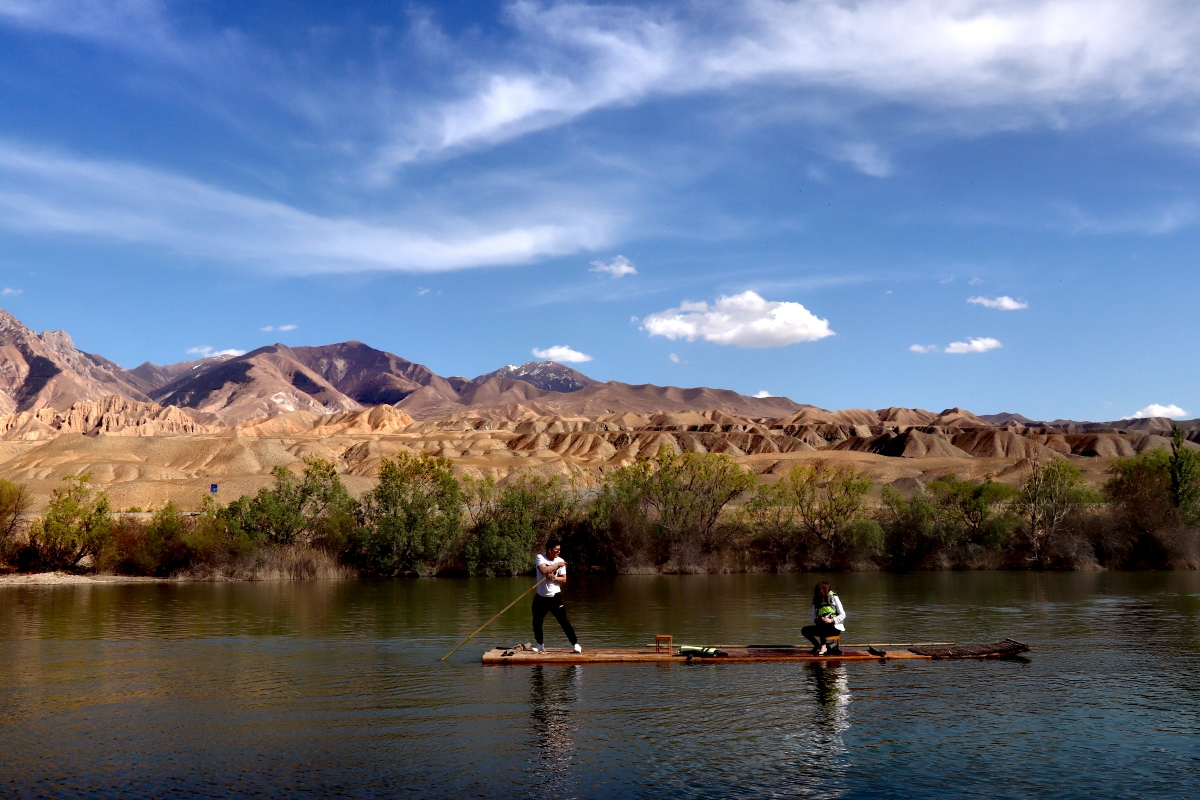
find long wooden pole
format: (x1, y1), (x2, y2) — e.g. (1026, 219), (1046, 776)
(441, 574), (547, 661)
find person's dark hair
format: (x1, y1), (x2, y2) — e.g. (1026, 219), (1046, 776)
(812, 581), (831, 608)
(545, 537), (561, 553)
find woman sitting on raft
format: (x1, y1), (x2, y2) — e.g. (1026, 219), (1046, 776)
(802, 581), (846, 655)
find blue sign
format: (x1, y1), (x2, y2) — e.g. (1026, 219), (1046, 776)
(210, 484), (219, 494)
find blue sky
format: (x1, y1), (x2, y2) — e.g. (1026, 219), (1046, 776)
(1, 0), (1198, 421)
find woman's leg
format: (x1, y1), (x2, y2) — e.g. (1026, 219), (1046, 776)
(548, 598), (578, 645)
(801, 625), (821, 647)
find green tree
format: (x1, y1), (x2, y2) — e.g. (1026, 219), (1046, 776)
(28, 473), (113, 571)
(225, 457), (356, 545)
(101, 503), (192, 576)
(352, 453), (463, 575)
(463, 473), (577, 576)
(880, 487), (939, 570)
(0, 479), (30, 564)
(1169, 426), (1200, 525)
(1016, 457), (1096, 568)
(926, 474), (1021, 551)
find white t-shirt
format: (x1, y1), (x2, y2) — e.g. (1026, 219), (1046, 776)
(535, 554), (565, 597)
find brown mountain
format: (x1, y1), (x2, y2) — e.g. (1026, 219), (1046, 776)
(0, 309), (152, 414)
(471, 361), (598, 393)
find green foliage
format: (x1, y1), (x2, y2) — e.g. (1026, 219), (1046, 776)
(1106, 449), (1175, 536)
(1016, 458), (1098, 567)
(0, 478), (29, 564)
(182, 495), (257, 566)
(351, 453), (463, 576)
(605, 449), (755, 560)
(100, 503), (192, 577)
(27, 474), (112, 572)
(463, 473), (577, 576)
(1169, 426), (1200, 525)
(742, 462), (874, 568)
(224, 457), (356, 545)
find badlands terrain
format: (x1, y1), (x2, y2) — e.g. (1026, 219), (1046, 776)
(0, 308), (1196, 511)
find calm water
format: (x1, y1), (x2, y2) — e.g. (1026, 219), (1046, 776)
(1, 572), (1198, 798)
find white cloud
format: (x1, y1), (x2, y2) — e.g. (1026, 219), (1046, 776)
(186, 346), (246, 358)
(417, 288), (431, 296)
(532, 344), (593, 363)
(836, 142), (892, 177)
(590, 255), (638, 278)
(668, 352), (681, 363)
(1, 287), (21, 296)
(0, 141), (617, 274)
(261, 324), (298, 332)
(753, 390), (773, 398)
(909, 344), (939, 353)
(375, 0), (1200, 167)
(969, 295), (1028, 310)
(1125, 403), (1188, 419)
(642, 290), (833, 347)
(945, 337), (1002, 354)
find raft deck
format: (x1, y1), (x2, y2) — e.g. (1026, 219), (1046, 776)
(482, 640), (1028, 664)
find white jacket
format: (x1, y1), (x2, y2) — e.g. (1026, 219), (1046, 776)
(812, 592), (847, 631)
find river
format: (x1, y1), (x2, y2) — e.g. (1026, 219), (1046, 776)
(1, 572), (1198, 798)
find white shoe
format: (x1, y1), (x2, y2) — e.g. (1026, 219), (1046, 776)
(573, 643), (582, 653)
(532, 643), (545, 653)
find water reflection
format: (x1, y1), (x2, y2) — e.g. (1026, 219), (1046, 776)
(526, 665), (581, 792)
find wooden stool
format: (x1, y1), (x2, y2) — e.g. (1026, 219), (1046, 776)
(654, 634), (673, 653)
(824, 634), (841, 654)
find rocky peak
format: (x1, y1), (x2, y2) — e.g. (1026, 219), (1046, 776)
(475, 361), (597, 393)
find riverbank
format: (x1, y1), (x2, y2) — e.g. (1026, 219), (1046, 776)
(0, 571), (172, 585)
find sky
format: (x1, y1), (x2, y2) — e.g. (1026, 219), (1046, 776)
(1, 0), (1198, 421)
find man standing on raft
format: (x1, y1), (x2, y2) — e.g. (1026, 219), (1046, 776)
(532, 538), (581, 654)
(802, 581), (846, 655)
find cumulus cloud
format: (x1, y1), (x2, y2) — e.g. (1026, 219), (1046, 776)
(1125, 403), (1188, 419)
(969, 295), (1028, 310)
(668, 352), (681, 363)
(590, 255), (637, 278)
(945, 337), (1002, 353)
(753, 390), (773, 398)
(187, 346), (246, 358)
(642, 290), (833, 347)
(532, 344), (593, 363)
(909, 344), (939, 353)
(1, 287), (21, 296)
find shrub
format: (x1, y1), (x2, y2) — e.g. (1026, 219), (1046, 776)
(99, 504), (192, 576)
(604, 449), (755, 563)
(224, 457), (356, 545)
(25, 474), (112, 572)
(463, 473), (578, 576)
(1015, 457), (1099, 568)
(350, 453), (463, 576)
(0, 479), (30, 566)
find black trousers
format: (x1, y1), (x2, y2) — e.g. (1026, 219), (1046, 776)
(801, 621), (842, 647)
(532, 593), (577, 645)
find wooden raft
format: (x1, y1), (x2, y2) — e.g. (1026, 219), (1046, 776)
(481, 640), (1028, 664)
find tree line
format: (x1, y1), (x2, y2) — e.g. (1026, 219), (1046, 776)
(2, 427), (1198, 577)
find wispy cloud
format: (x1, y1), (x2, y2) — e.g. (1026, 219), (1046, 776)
(909, 344), (939, 353)
(590, 255), (638, 278)
(0, 141), (617, 274)
(187, 345), (246, 358)
(1124, 403), (1188, 419)
(260, 324), (297, 332)
(532, 344), (593, 363)
(969, 295), (1028, 310)
(642, 290), (833, 347)
(1, 287), (21, 296)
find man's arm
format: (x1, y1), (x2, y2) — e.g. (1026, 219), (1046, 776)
(538, 558), (565, 578)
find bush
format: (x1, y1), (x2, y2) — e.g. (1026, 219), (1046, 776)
(0, 478), (30, 566)
(350, 453), (463, 576)
(604, 449), (755, 563)
(25, 474), (112, 572)
(462, 473), (578, 576)
(1015, 457), (1099, 568)
(99, 504), (192, 577)
(224, 457), (356, 546)
(742, 461), (873, 569)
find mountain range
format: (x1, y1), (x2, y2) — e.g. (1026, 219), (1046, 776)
(0, 307), (1194, 432)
